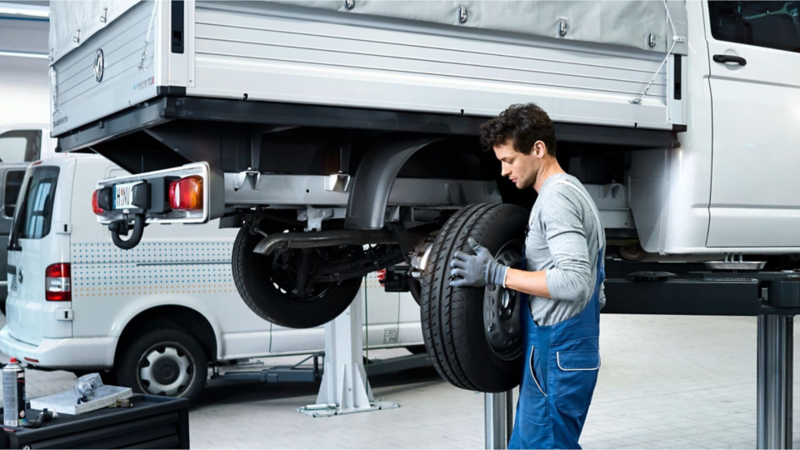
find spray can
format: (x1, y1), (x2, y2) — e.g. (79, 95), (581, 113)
(3, 358), (26, 427)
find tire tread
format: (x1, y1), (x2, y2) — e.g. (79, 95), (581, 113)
(421, 203), (528, 392)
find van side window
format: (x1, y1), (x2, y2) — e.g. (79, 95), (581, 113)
(708, 1), (800, 53)
(18, 167), (59, 240)
(4, 170), (25, 218)
(0, 130), (41, 163)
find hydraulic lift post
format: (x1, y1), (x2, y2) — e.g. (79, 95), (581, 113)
(484, 270), (800, 450)
(218, 286), (431, 396)
(758, 315), (793, 449)
(298, 288), (400, 417)
(484, 391), (514, 449)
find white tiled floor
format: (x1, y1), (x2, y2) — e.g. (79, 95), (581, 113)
(5, 314), (800, 448)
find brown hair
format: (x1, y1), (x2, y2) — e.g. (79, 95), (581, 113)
(480, 103), (557, 156)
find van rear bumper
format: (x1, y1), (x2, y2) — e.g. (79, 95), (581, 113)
(0, 326), (117, 369)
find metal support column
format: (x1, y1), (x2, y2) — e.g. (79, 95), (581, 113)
(485, 390), (514, 449)
(757, 315), (793, 449)
(298, 289), (399, 417)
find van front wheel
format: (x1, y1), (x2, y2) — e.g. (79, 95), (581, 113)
(116, 328), (208, 403)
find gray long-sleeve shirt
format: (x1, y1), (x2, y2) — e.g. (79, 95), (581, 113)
(525, 173), (605, 326)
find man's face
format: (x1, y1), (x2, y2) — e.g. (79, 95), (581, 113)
(493, 141), (542, 190)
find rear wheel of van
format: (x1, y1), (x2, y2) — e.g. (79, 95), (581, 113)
(232, 226), (363, 329)
(117, 328), (208, 403)
(420, 203), (527, 393)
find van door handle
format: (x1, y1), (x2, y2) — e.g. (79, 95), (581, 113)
(713, 54), (747, 66)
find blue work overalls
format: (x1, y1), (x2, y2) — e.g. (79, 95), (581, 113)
(509, 179), (604, 450)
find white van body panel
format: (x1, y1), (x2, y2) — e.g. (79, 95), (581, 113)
(399, 294), (424, 345)
(6, 159), (76, 347)
(626, 1), (800, 255)
(0, 155), (422, 368)
(0, 327), (117, 367)
(702, 2), (800, 249)
(656, 1), (715, 255)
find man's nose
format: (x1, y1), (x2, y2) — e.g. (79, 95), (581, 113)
(500, 165), (510, 177)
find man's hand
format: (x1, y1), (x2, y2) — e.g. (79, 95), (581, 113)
(449, 237), (509, 288)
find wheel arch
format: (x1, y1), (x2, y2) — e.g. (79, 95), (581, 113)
(345, 135), (444, 230)
(345, 135), (536, 232)
(114, 305), (219, 367)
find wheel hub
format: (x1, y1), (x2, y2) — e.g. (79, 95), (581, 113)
(139, 345), (193, 397)
(152, 358), (180, 385)
(483, 241), (523, 361)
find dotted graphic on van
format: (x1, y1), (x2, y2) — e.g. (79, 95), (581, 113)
(69, 242), (388, 298)
(71, 242), (232, 264)
(362, 273), (382, 289)
(70, 242), (237, 297)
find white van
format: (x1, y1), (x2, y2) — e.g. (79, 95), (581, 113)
(0, 154), (424, 401)
(0, 124), (58, 311)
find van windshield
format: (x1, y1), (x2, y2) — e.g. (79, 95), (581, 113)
(10, 166), (59, 246)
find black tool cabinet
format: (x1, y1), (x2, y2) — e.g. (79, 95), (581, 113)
(0, 394), (189, 449)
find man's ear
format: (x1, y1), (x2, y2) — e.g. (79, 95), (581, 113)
(533, 140), (547, 159)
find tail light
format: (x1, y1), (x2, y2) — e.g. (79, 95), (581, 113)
(91, 190), (103, 215)
(377, 269), (386, 287)
(169, 175), (203, 211)
(45, 263), (71, 301)
(92, 187), (112, 215)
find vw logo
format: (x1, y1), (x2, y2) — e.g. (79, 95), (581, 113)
(18, 268), (23, 284)
(94, 49), (104, 83)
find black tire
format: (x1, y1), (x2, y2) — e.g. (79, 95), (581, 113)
(232, 226), (362, 328)
(99, 370), (118, 386)
(405, 345), (427, 355)
(421, 203), (528, 393)
(408, 278), (422, 306)
(116, 328), (207, 403)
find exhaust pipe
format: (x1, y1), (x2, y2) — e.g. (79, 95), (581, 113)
(253, 229), (398, 256)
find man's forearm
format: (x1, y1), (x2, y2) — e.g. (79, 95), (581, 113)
(504, 268), (551, 298)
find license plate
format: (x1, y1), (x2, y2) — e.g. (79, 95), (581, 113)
(113, 181), (143, 210)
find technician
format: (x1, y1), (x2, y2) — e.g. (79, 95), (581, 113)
(450, 103), (605, 449)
